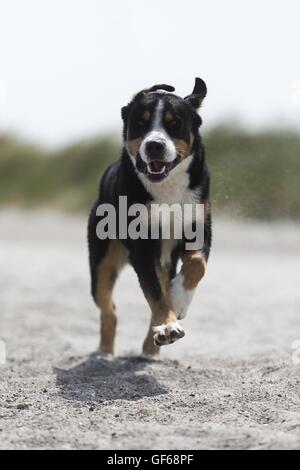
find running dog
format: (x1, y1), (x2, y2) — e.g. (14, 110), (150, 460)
(88, 78), (212, 355)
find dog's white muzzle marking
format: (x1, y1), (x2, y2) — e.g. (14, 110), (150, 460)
(140, 130), (177, 168)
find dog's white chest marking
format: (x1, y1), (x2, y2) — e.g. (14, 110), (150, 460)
(140, 155), (195, 206)
(139, 155), (199, 269)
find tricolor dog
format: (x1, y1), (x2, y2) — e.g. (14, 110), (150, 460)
(88, 78), (212, 355)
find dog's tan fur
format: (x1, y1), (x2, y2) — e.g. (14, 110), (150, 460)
(164, 111), (174, 122)
(181, 252), (206, 290)
(142, 110), (151, 121)
(95, 240), (127, 354)
(128, 137), (142, 158)
(173, 133), (194, 160)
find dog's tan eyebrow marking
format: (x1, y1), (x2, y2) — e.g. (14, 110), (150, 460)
(164, 111), (174, 122)
(142, 110), (151, 121)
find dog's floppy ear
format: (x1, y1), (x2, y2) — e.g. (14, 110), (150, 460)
(143, 84), (175, 93)
(121, 105), (129, 122)
(134, 84), (175, 100)
(184, 77), (207, 110)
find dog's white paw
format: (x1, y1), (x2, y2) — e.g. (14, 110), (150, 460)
(170, 273), (195, 319)
(153, 321), (185, 346)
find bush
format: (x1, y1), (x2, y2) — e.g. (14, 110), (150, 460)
(0, 127), (299, 218)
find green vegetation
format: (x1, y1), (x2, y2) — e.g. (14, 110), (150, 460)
(206, 126), (300, 219)
(0, 127), (299, 218)
(0, 134), (119, 211)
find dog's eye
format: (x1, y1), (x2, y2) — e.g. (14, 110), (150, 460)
(168, 118), (181, 129)
(136, 118), (148, 129)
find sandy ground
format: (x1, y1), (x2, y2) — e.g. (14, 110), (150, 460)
(0, 210), (300, 450)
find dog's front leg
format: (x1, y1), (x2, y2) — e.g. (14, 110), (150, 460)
(170, 203), (211, 319)
(170, 251), (206, 319)
(130, 251), (185, 355)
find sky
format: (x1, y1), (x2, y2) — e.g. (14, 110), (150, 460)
(0, 0), (300, 146)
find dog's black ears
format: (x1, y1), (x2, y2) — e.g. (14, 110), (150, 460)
(184, 77), (207, 110)
(121, 105), (129, 121)
(143, 84), (175, 93)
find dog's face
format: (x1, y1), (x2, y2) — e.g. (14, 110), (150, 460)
(122, 78), (207, 182)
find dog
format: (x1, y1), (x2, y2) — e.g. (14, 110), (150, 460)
(88, 78), (212, 355)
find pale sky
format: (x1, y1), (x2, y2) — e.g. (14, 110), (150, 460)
(0, 0), (300, 146)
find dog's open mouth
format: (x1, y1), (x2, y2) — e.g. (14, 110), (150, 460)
(136, 155), (180, 181)
(147, 160), (173, 175)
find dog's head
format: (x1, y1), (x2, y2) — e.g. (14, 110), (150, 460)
(122, 78), (207, 182)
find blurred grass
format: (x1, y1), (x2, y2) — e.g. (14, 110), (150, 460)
(0, 127), (299, 218)
(206, 126), (300, 219)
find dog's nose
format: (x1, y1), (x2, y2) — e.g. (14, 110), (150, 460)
(145, 140), (165, 159)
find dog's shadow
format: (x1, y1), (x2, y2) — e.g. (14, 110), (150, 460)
(54, 353), (167, 403)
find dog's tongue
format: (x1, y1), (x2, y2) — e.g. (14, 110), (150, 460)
(149, 161), (172, 172)
(150, 161), (165, 172)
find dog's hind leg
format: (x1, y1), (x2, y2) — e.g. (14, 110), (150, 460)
(91, 240), (127, 355)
